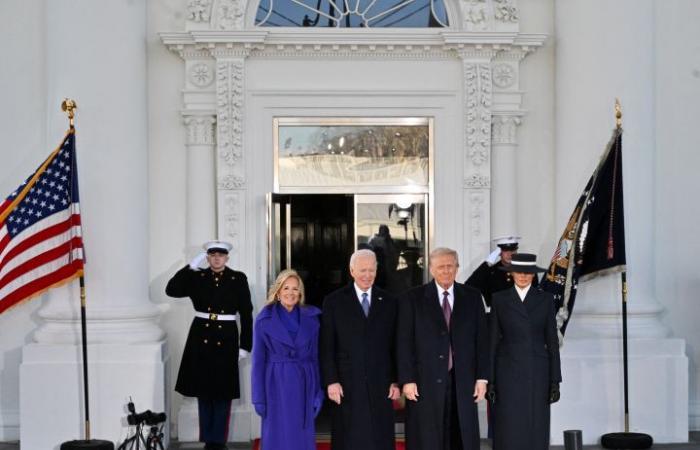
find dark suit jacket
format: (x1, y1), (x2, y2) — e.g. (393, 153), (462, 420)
(397, 281), (489, 450)
(321, 283), (398, 450)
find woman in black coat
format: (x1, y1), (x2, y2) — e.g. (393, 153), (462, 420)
(487, 253), (562, 450)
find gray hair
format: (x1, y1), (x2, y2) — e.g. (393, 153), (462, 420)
(429, 247), (460, 266)
(349, 249), (377, 269)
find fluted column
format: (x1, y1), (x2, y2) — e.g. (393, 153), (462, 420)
(490, 114), (521, 238)
(184, 114), (217, 254)
(20, 2), (165, 449)
(555, 0), (667, 339)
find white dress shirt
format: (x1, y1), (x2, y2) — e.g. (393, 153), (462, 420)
(515, 284), (531, 302)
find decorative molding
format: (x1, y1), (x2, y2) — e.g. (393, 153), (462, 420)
(218, 174), (245, 190)
(491, 114), (521, 145)
(464, 173), (490, 188)
(183, 115), (217, 146)
(187, 0), (213, 22)
(469, 191), (486, 237)
(216, 58), (245, 188)
(493, 0), (519, 23)
(222, 192), (242, 242)
(189, 62), (214, 87)
(491, 62), (516, 88)
(160, 31), (547, 61)
(461, 0), (489, 30)
(214, 0), (246, 30)
(463, 62), (492, 168)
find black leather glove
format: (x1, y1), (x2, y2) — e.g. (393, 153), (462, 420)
(486, 384), (496, 405)
(549, 383), (560, 404)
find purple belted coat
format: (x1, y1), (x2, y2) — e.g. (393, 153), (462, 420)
(252, 303), (323, 450)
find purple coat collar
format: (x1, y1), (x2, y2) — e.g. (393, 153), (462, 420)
(257, 303), (321, 348)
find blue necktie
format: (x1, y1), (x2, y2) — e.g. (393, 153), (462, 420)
(361, 292), (370, 317)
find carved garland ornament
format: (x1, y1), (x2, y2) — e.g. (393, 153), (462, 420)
(216, 0), (246, 30)
(464, 62), (492, 167)
(216, 59), (245, 186)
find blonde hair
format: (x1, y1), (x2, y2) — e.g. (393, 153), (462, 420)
(266, 269), (306, 306)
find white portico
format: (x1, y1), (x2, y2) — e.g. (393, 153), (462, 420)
(0, 0), (697, 448)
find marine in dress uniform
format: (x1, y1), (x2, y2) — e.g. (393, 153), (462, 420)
(165, 241), (253, 450)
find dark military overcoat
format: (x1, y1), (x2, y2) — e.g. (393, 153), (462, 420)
(166, 265), (253, 399)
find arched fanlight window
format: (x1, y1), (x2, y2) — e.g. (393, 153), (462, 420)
(255, 0), (449, 27)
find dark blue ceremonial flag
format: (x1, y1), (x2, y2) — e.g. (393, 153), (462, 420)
(541, 128), (626, 341)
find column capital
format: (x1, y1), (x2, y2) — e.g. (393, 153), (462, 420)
(491, 113), (522, 145)
(183, 114), (217, 146)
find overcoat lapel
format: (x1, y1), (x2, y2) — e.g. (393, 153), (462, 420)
(342, 283), (368, 322)
(268, 304), (296, 348)
(423, 282), (448, 332)
(506, 288), (529, 318)
(294, 305), (317, 346)
(367, 288), (385, 324)
(523, 288), (546, 315)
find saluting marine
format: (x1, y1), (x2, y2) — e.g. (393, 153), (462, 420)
(166, 240), (253, 450)
(465, 236), (538, 311)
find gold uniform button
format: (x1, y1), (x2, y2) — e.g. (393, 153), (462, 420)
(220, 310), (225, 313)
(217, 341), (221, 346)
(218, 325), (222, 329)
(205, 323), (210, 328)
(207, 307), (212, 312)
(203, 339), (208, 344)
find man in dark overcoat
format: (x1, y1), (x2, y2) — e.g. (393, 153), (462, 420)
(321, 249), (400, 450)
(398, 247), (489, 450)
(165, 240), (253, 450)
(487, 253), (562, 450)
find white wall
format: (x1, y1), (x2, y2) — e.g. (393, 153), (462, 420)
(654, 0), (700, 429)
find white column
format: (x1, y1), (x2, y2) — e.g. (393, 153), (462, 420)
(551, 0), (687, 444)
(490, 114), (521, 239)
(184, 114), (217, 253)
(20, 2), (166, 449)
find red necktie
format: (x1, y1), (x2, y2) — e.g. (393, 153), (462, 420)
(442, 291), (453, 371)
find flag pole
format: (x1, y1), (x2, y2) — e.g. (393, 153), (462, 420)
(615, 99), (630, 433)
(61, 99), (91, 440)
(601, 99), (652, 449)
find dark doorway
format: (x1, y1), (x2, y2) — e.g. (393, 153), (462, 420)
(288, 194), (355, 309)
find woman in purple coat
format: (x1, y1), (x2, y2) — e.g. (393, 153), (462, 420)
(252, 269), (323, 450)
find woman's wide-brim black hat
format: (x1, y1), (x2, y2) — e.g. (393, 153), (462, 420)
(499, 253), (547, 273)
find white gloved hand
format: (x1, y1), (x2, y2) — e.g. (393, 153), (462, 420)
(189, 252), (208, 271)
(485, 248), (501, 266)
(238, 349), (249, 361)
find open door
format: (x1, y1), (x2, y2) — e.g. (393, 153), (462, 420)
(266, 193), (291, 287)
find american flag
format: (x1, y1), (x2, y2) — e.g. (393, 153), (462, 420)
(0, 132), (84, 314)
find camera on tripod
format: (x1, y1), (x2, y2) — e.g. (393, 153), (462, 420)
(119, 398), (167, 450)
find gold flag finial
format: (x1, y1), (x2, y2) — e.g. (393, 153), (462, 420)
(61, 99), (77, 129)
(615, 98), (622, 129)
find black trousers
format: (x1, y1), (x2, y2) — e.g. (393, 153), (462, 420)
(197, 397), (232, 445)
(442, 369), (464, 450)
